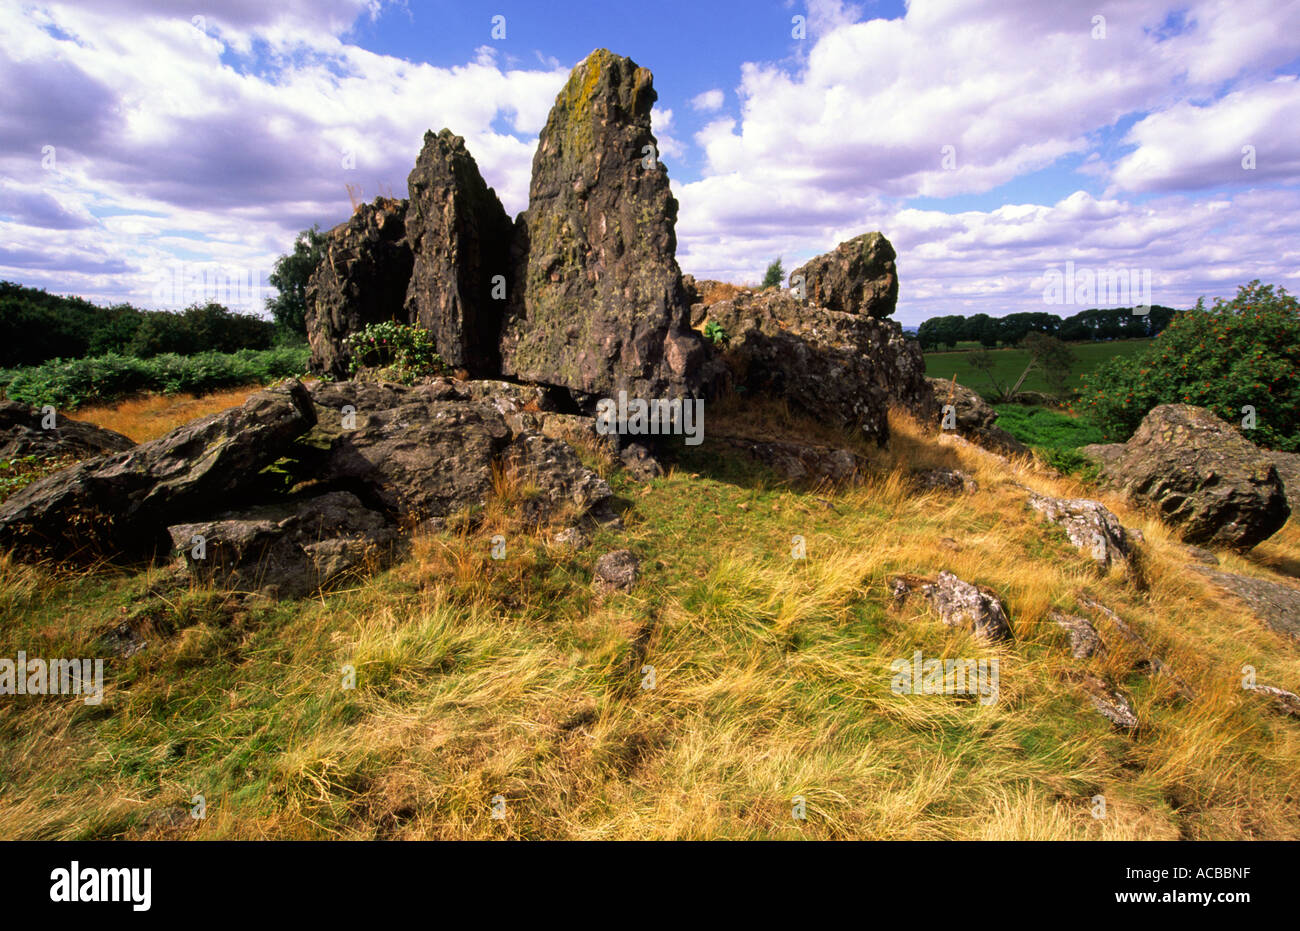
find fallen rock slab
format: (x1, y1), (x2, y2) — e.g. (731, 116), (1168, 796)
(1243, 683), (1300, 718)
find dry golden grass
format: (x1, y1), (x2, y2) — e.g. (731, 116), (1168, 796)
(1, 401), (1297, 840)
(74, 385), (267, 443)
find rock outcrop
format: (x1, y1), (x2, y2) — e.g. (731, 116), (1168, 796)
(789, 232), (899, 317)
(499, 49), (713, 401)
(1086, 405), (1288, 551)
(927, 377), (1029, 456)
(306, 198), (413, 378)
(0, 381), (316, 561)
(403, 129), (513, 373)
(0, 401), (134, 460)
(703, 285), (930, 442)
(890, 570), (1014, 642)
(1027, 492), (1136, 571)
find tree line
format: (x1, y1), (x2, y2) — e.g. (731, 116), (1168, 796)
(917, 306), (1178, 350)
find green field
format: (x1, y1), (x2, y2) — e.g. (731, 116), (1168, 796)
(924, 339), (1152, 398)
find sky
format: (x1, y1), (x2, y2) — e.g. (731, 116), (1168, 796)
(1, 0), (1298, 326)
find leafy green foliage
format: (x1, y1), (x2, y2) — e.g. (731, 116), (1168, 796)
(0, 347), (309, 410)
(761, 257), (784, 290)
(343, 321), (445, 384)
(266, 226), (327, 337)
(0, 454), (75, 503)
(0, 282), (276, 367)
(992, 404), (1106, 480)
(916, 306), (1177, 350)
(1078, 281), (1299, 451)
(703, 320), (730, 348)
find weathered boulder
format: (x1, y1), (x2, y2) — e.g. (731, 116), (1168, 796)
(167, 491), (398, 598)
(0, 401), (134, 460)
(1027, 492), (1135, 571)
(889, 570), (1014, 642)
(499, 49), (714, 401)
(705, 288), (930, 441)
(503, 433), (614, 526)
(1094, 405), (1288, 551)
(789, 232), (899, 317)
(0, 381), (316, 561)
(403, 129), (514, 373)
(911, 468), (978, 494)
(927, 377), (1029, 456)
(305, 198), (413, 378)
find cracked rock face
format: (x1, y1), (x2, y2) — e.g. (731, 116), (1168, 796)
(1096, 404), (1289, 551)
(499, 48), (714, 402)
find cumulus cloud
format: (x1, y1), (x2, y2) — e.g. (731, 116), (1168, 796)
(691, 89), (724, 112)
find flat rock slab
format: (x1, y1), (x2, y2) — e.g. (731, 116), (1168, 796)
(1027, 491), (1135, 571)
(1193, 566), (1300, 642)
(890, 570), (1014, 642)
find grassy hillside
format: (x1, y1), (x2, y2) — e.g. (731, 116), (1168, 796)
(925, 339), (1152, 398)
(1, 395), (1297, 840)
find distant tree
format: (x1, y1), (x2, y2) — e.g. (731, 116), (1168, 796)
(266, 225), (327, 338)
(966, 313), (1000, 347)
(1020, 332), (1076, 397)
(762, 257), (785, 290)
(967, 348), (1010, 399)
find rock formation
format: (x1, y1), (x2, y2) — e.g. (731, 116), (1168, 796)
(499, 49), (713, 401)
(0, 401), (134, 460)
(403, 129), (513, 373)
(1083, 404), (1288, 551)
(789, 231), (899, 317)
(305, 198), (413, 378)
(700, 279), (931, 442)
(926, 376), (1029, 456)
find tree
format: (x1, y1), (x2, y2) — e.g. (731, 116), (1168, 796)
(1020, 332), (1075, 397)
(266, 225), (327, 338)
(1080, 281), (1300, 450)
(967, 347), (1009, 399)
(762, 257), (785, 290)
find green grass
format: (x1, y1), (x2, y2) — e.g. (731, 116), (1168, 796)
(1, 401), (1298, 840)
(991, 404), (1107, 478)
(925, 339), (1152, 399)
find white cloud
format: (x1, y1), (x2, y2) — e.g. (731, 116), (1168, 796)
(691, 89), (724, 112)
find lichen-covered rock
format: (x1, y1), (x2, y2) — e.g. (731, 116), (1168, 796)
(593, 548), (639, 594)
(789, 232), (899, 317)
(499, 48), (714, 401)
(0, 400), (134, 460)
(1098, 404), (1288, 551)
(1264, 449), (1300, 515)
(926, 377), (1029, 456)
(305, 198), (413, 378)
(503, 433), (613, 526)
(1027, 492), (1135, 571)
(705, 288), (929, 441)
(167, 491), (398, 598)
(1049, 610), (1106, 659)
(403, 129), (514, 373)
(1077, 673), (1139, 729)
(0, 380), (317, 561)
(911, 468), (978, 494)
(890, 570), (1014, 642)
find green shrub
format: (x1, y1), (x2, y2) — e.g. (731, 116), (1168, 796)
(343, 322), (445, 384)
(1077, 281), (1299, 451)
(703, 320), (730, 348)
(0, 347), (308, 409)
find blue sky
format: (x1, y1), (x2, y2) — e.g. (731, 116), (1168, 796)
(1, 0), (1298, 324)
